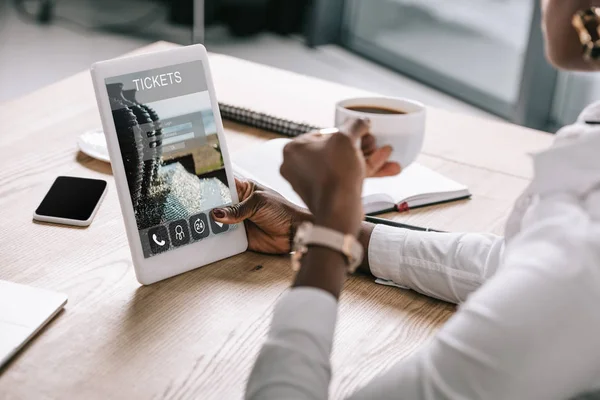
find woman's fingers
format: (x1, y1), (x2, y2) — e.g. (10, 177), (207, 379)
(371, 162), (402, 177)
(235, 177), (281, 200)
(365, 145), (402, 177)
(366, 146), (392, 175)
(361, 134), (377, 156)
(212, 192), (264, 224)
(340, 118), (371, 145)
(234, 178), (255, 201)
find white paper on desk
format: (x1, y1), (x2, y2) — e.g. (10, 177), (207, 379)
(374, 278), (410, 290)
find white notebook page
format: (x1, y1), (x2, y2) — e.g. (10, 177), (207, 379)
(233, 138), (469, 212)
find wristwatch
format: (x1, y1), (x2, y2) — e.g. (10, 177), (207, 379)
(573, 7), (600, 61)
(291, 222), (363, 274)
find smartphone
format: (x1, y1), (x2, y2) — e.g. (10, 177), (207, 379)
(33, 176), (108, 227)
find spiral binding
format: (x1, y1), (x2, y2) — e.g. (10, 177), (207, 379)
(218, 103), (320, 137)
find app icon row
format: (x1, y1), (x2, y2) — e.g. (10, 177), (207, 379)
(147, 211), (229, 254)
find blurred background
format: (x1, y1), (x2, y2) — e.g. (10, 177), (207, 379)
(1, 0), (599, 131)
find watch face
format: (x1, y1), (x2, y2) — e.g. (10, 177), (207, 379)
(291, 222), (311, 272)
(293, 222), (311, 248)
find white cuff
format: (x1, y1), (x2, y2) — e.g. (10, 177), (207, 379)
(368, 224), (408, 284)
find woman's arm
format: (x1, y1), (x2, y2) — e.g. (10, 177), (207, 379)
(247, 120), (600, 400)
(246, 120), (370, 399)
(349, 192), (600, 399)
(214, 183), (506, 306)
(350, 129), (600, 399)
(245, 285), (339, 400)
(246, 194), (600, 400)
(245, 248), (348, 400)
(359, 223), (505, 304)
(246, 225), (506, 399)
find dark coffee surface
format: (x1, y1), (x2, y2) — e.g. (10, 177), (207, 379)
(346, 105), (406, 115)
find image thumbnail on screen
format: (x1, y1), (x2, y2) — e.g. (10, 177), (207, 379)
(105, 61), (234, 258)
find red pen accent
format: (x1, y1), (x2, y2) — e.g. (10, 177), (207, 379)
(396, 202), (410, 212)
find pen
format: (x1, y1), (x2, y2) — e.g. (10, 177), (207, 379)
(364, 215), (446, 233)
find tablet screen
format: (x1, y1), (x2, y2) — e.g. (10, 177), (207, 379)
(105, 61), (235, 258)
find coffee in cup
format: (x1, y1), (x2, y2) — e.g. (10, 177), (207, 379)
(335, 97), (426, 168)
(344, 105), (406, 115)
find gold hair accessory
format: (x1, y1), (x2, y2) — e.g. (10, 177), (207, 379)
(573, 7), (600, 61)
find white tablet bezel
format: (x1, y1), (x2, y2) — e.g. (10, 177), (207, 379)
(90, 44), (247, 285)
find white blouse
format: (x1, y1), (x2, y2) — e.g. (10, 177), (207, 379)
(245, 103), (600, 400)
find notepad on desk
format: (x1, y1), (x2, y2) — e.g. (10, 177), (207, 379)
(233, 138), (471, 215)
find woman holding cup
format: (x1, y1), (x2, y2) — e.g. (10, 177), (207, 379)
(212, 1), (600, 398)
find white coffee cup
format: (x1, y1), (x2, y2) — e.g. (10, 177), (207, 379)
(335, 97), (426, 168)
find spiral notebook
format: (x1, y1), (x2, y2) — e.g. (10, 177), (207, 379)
(219, 103), (319, 137)
(233, 138), (471, 215)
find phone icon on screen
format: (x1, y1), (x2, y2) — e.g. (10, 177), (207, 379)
(152, 234), (166, 247)
(148, 226), (169, 254)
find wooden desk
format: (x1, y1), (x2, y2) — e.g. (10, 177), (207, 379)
(0, 42), (554, 399)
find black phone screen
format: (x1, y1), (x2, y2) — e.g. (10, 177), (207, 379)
(36, 177), (107, 221)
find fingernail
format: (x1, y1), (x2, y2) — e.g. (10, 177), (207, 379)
(318, 127), (339, 135)
(213, 209), (225, 218)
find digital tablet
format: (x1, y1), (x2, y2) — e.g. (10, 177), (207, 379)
(91, 45), (247, 285)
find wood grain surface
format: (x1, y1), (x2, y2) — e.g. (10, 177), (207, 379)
(0, 42), (554, 399)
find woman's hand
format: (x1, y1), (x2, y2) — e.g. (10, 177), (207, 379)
(211, 124), (399, 254)
(280, 119), (372, 236)
(211, 179), (313, 254)
(280, 118), (374, 298)
(360, 131), (402, 178)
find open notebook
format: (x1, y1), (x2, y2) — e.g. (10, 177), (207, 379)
(233, 138), (470, 215)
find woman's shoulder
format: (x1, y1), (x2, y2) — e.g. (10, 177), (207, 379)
(577, 100), (600, 124)
(523, 102), (600, 207)
(552, 101), (600, 143)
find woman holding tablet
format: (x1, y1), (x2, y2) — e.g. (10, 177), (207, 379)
(212, 1), (600, 398)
